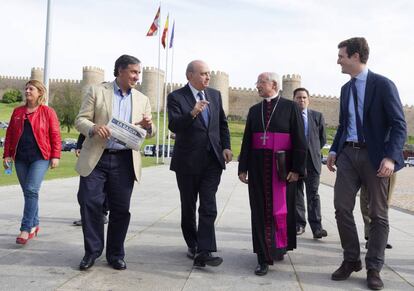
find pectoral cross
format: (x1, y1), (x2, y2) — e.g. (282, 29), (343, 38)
(260, 133), (269, 145)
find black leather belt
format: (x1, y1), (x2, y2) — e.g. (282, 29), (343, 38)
(345, 141), (366, 149)
(103, 149), (130, 154)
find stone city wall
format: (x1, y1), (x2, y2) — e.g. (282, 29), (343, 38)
(1, 68), (413, 136)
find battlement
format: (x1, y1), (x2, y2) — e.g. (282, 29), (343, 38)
(282, 74), (301, 81)
(229, 86), (256, 92)
(143, 67), (165, 74)
(31, 67), (44, 72)
(310, 94), (338, 100)
(211, 70), (229, 78)
(50, 78), (81, 84)
(82, 66), (104, 73)
(0, 75), (29, 81)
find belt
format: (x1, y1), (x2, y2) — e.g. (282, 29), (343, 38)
(103, 149), (130, 154)
(344, 141), (366, 149)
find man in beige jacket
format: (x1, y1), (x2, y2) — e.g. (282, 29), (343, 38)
(75, 55), (155, 271)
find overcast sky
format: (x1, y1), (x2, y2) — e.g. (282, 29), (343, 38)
(1, 0), (413, 105)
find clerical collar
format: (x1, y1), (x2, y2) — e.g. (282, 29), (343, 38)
(265, 95), (279, 102)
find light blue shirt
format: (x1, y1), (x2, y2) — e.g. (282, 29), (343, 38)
(302, 109), (308, 141)
(346, 67), (368, 142)
(106, 80), (132, 150)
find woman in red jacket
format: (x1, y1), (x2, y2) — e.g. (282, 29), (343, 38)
(2, 80), (61, 245)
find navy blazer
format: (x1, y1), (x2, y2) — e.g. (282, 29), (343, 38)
(167, 84), (231, 174)
(307, 109), (326, 174)
(330, 70), (407, 171)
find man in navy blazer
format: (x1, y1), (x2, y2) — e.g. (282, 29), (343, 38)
(167, 60), (232, 268)
(327, 37), (406, 290)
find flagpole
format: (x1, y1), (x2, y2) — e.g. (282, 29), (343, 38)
(167, 20), (175, 159)
(161, 15), (169, 164)
(43, 0), (53, 105)
(155, 3), (162, 164)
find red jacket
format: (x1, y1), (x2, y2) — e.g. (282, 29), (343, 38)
(3, 105), (61, 160)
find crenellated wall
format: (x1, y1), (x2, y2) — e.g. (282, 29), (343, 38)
(1, 68), (413, 136)
(228, 87), (261, 118)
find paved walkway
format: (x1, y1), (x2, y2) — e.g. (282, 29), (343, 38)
(0, 162), (413, 290)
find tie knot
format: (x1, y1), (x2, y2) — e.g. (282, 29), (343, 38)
(197, 91), (204, 100)
(351, 77), (357, 85)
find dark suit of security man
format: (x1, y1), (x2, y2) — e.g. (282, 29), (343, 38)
(293, 88), (327, 239)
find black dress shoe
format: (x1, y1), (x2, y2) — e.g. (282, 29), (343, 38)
(254, 263), (269, 276)
(367, 269), (384, 290)
(296, 226), (305, 235)
(79, 254), (96, 270)
(108, 258), (127, 270)
(193, 252), (223, 267)
(187, 247), (196, 259)
(331, 260), (362, 280)
(313, 229), (328, 239)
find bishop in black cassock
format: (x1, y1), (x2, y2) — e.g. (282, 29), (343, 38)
(238, 72), (307, 276)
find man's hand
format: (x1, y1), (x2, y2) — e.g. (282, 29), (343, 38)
(135, 115), (152, 130)
(239, 172), (248, 184)
(223, 149), (233, 163)
(50, 158), (59, 169)
(75, 149), (81, 158)
(286, 172), (299, 182)
(377, 157), (395, 178)
(327, 153), (337, 172)
(191, 100), (209, 118)
(93, 124), (111, 139)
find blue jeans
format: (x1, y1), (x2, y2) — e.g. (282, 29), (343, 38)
(15, 159), (50, 232)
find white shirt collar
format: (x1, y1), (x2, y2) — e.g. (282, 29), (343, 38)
(265, 94), (279, 102)
(354, 67), (369, 82)
(188, 82), (204, 99)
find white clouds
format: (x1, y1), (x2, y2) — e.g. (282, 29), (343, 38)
(0, 0), (413, 104)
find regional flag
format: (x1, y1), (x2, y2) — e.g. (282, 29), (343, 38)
(169, 20), (175, 49)
(161, 14), (169, 48)
(146, 6), (160, 36)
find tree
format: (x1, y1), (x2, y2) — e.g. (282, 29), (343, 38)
(51, 86), (81, 133)
(2, 89), (23, 103)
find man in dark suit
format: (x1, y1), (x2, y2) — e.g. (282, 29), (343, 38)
(327, 37), (406, 290)
(293, 88), (327, 239)
(167, 60), (232, 268)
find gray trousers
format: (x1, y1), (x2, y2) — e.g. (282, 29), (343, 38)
(360, 174), (396, 239)
(334, 145), (389, 271)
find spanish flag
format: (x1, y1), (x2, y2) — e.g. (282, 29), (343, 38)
(146, 6), (160, 36)
(161, 14), (169, 48)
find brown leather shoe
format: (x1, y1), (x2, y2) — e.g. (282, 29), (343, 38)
(331, 260), (362, 280)
(367, 269), (384, 290)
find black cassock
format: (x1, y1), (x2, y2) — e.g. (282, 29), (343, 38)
(238, 97), (307, 264)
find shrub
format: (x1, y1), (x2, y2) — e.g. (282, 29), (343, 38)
(2, 89), (23, 103)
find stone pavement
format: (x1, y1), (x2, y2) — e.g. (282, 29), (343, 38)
(0, 162), (413, 291)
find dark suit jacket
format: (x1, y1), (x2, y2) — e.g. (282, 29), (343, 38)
(167, 84), (231, 174)
(330, 70), (407, 172)
(306, 109), (326, 174)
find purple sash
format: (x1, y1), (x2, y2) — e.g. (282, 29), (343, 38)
(252, 132), (292, 248)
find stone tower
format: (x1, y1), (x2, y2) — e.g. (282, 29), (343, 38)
(81, 66), (105, 92)
(209, 71), (229, 114)
(30, 67), (44, 82)
(281, 74), (301, 99)
(140, 67), (165, 110)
